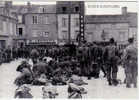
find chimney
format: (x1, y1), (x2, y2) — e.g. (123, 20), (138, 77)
(122, 7), (127, 15)
(5, 1), (12, 8)
(27, 1), (31, 12)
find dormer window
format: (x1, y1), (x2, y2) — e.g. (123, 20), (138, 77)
(43, 8), (45, 13)
(62, 7), (67, 13)
(75, 6), (79, 12)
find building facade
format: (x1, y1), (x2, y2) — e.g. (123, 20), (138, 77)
(24, 4), (57, 46)
(2, 1), (136, 47)
(0, 1), (17, 49)
(11, 2), (57, 47)
(56, 1), (85, 45)
(85, 7), (137, 45)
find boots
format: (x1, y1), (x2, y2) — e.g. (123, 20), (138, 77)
(126, 83), (131, 88)
(108, 79), (112, 86)
(134, 83), (137, 88)
(112, 79), (119, 86)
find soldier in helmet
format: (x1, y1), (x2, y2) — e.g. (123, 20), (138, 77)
(14, 60), (34, 86)
(122, 38), (137, 88)
(105, 38), (120, 86)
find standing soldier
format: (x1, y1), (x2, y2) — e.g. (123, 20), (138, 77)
(95, 44), (106, 78)
(105, 38), (119, 86)
(122, 38), (137, 88)
(30, 48), (39, 65)
(76, 45), (85, 76)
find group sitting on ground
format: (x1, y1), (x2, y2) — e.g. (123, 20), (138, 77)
(14, 57), (88, 98)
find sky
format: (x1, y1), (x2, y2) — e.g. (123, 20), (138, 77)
(0, 0), (138, 15)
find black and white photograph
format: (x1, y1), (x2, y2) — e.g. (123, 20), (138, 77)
(0, 0), (138, 99)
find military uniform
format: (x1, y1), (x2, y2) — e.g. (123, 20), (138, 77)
(15, 61), (33, 86)
(123, 43), (137, 88)
(105, 44), (119, 86)
(30, 49), (39, 65)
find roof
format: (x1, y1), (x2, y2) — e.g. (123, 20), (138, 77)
(85, 14), (128, 24)
(127, 13), (137, 27)
(0, 7), (17, 20)
(11, 4), (56, 14)
(11, 5), (28, 14)
(28, 5), (56, 13)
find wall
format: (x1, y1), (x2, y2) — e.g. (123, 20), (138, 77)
(57, 14), (69, 43)
(25, 13), (57, 43)
(70, 14), (79, 40)
(0, 15), (17, 48)
(85, 23), (129, 44)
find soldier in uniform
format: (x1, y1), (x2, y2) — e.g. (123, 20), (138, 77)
(14, 60), (34, 86)
(30, 48), (39, 65)
(105, 38), (119, 86)
(122, 38), (137, 88)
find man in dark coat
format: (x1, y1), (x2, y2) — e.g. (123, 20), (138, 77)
(30, 48), (39, 65)
(15, 61), (34, 86)
(105, 38), (119, 86)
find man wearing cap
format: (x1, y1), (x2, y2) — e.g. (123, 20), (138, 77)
(105, 38), (119, 86)
(122, 38), (137, 88)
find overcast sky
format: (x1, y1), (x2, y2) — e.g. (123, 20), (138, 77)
(1, 0), (138, 15)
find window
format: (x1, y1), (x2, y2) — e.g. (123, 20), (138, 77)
(75, 6), (79, 12)
(12, 23), (16, 35)
(74, 30), (79, 39)
(3, 21), (7, 33)
(0, 40), (6, 49)
(62, 31), (68, 39)
(74, 18), (79, 27)
(62, 18), (67, 27)
(101, 30), (109, 40)
(9, 23), (13, 35)
(18, 15), (22, 23)
(32, 16), (38, 24)
(119, 31), (125, 41)
(44, 16), (49, 24)
(0, 20), (3, 31)
(18, 28), (23, 36)
(62, 7), (67, 13)
(43, 32), (49, 37)
(43, 8), (45, 13)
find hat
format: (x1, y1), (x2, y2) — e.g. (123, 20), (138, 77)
(128, 37), (134, 43)
(109, 38), (115, 44)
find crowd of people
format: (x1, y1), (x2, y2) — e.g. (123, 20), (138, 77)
(1, 38), (137, 98)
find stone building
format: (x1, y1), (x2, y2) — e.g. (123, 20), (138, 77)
(11, 2), (57, 47)
(56, 1), (85, 45)
(10, 4), (28, 47)
(85, 7), (137, 45)
(24, 3), (57, 46)
(2, 1), (136, 47)
(0, 1), (17, 49)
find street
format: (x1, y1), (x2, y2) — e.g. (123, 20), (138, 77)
(0, 59), (138, 98)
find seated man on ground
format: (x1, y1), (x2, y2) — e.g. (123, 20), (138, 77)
(14, 60), (34, 86)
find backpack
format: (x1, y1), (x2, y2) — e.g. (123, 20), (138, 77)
(126, 45), (137, 60)
(107, 45), (118, 62)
